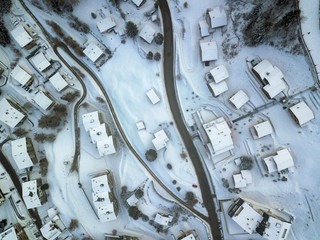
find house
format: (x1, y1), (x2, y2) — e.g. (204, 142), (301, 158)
(252, 60), (287, 99)
(40, 221), (61, 240)
(131, 0), (146, 7)
(10, 25), (34, 49)
(208, 6), (227, 29)
(33, 91), (54, 111)
(263, 148), (294, 173)
(96, 135), (116, 156)
(228, 198), (292, 240)
(30, 52), (51, 72)
(200, 40), (218, 62)
(154, 213), (173, 226)
(289, 101), (314, 127)
(97, 17), (116, 33)
(146, 88), (160, 104)
(252, 121), (273, 139)
(89, 123), (108, 144)
(0, 98), (26, 128)
(22, 179), (46, 209)
(10, 65), (33, 86)
(177, 232), (197, 240)
(0, 227), (18, 240)
(152, 129), (169, 151)
(136, 121), (146, 130)
(82, 111), (101, 131)
(202, 117), (233, 155)
(11, 137), (37, 170)
(83, 43), (104, 63)
(92, 174), (118, 222)
(229, 90), (249, 109)
(233, 170), (253, 188)
(49, 72), (68, 92)
(126, 194), (139, 206)
(199, 20), (210, 37)
(209, 65), (229, 83)
(208, 81), (228, 97)
(139, 24), (156, 44)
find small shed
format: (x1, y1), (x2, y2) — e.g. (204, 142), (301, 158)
(199, 20), (210, 38)
(146, 88), (160, 104)
(229, 90), (249, 109)
(136, 121), (146, 130)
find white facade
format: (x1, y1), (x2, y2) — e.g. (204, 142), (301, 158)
(233, 170), (253, 188)
(97, 17), (116, 33)
(229, 90), (249, 109)
(49, 72), (68, 92)
(136, 121), (146, 130)
(91, 175), (117, 222)
(200, 40), (218, 62)
(154, 213), (173, 226)
(208, 81), (228, 97)
(253, 121), (273, 138)
(96, 135), (116, 156)
(40, 221), (62, 240)
(199, 20), (210, 37)
(10, 65), (32, 86)
(22, 180), (41, 209)
(139, 24), (156, 44)
(152, 129), (169, 151)
(146, 88), (160, 104)
(263, 216), (291, 240)
(33, 91), (53, 111)
(0, 227), (18, 240)
(11, 137), (34, 170)
(209, 65), (229, 83)
(0, 98), (25, 128)
(289, 101), (314, 126)
(82, 111), (101, 131)
(10, 25), (33, 48)
(31, 52), (51, 72)
(208, 6), (227, 28)
(83, 43), (104, 62)
(263, 149), (294, 173)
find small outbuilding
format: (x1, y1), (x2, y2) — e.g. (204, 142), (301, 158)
(208, 6), (227, 29)
(97, 17), (116, 33)
(289, 101), (314, 127)
(199, 20), (210, 38)
(200, 40), (218, 62)
(146, 88), (160, 104)
(229, 90), (249, 109)
(136, 121), (146, 130)
(263, 148), (294, 173)
(209, 65), (229, 83)
(83, 43), (104, 63)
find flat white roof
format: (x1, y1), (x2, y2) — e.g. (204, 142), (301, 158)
(49, 72), (68, 92)
(152, 129), (169, 151)
(89, 123), (108, 144)
(264, 148), (294, 173)
(154, 213), (173, 226)
(263, 216), (291, 240)
(146, 88), (160, 104)
(229, 90), (249, 109)
(199, 20), (210, 37)
(11, 137), (34, 170)
(0, 98), (25, 128)
(83, 43), (104, 62)
(10, 25), (33, 48)
(136, 121), (145, 130)
(82, 111), (100, 131)
(22, 180), (41, 209)
(289, 101), (314, 126)
(31, 52), (51, 72)
(96, 136), (116, 156)
(40, 221), (62, 240)
(200, 40), (218, 62)
(208, 6), (227, 28)
(0, 227), (18, 240)
(139, 24), (156, 44)
(253, 121), (273, 138)
(10, 65), (32, 86)
(33, 91), (53, 111)
(97, 17), (116, 33)
(131, 0), (144, 7)
(209, 81), (228, 97)
(210, 65), (229, 83)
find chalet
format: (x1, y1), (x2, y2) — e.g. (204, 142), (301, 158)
(252, 121), (273, 139)
(40, 221), (61, 240)
(97, 17), (116, 33)
(49, 72), (68, 92)
(199, 20), (210, 38)
(208, 6), (227, 29)
(200, 40), (218, 62)
(289, 101), (314, 127)
(96, 135), (116, 156)
(177, 232), (197, 240)
(233, 170), (253, 188)
(131, 0), (146, 7)
(10, 25), (34, 49)
(11, 137), (37, 170)
(263, 148), (294, 173)
(152, 129), (169, 151)
(10, 65), (33, 86)
(0, 98), (26, 128)
(83, 43), (104, 63)
(154, 213), (173, 226)
(33, 91), (55, 111)
(30, 52), (51, 72)
(22, 179), (47, 209)
(229, 90), (249, 109)
(82, 111), (101, 131)
(139, 24), (156, 44)
(146, 88), (160, 104)
(89, 123), (108, 144)
(208, 81), (228, 97)
(209, 65), (229, 83)
(0, 227), (18, 240)
(92, 174), (118, 222)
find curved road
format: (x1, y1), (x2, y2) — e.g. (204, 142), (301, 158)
(158, 0), (221, 239)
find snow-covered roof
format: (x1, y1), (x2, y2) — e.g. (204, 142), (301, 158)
(152, 129), (169, 151)
(233, 170), (252, 188)
(31, 52), (51, 72)
(203, 117), (233, 155)
(208, 6), (227, 29)
(200, 40), (218, 62)
(82, 111), (100, 131)
(131, 0), (144, 7)
(10, 65), (32, 86)
(40, 221), (62, 240)
(49, 72), (68, 92)
(22, 180), (41, 209)
(97, 17), (116, 33)
(146, 88), (160, 104)
(126, 194), (139, 206)
(229, 90), (249, 109)
(289, 101), (314, 126)
(154, 213), (173, 226)
(10, 25), (33, 48)
(253, 121), (273, 138)
(178, 233), (196, 240)
(91, 175), (117, 222)
(11, 137), (34, 170)
(136, 121), (146, 130)
(89, 123), (108, 144)
(33, 91), (53, 111)
(209, 65), (229, 83)
(199, 20), (210, 37)
(263, 149), (294, 173)
(262, 216), (291, 240)
(83, 43), (104, 62)
(0, 98), (26, 128)
(208, 81), (228, 97)
(0, 227), (18, 240)
(96, 136), (116, 156)
(139, 24), (156, 44)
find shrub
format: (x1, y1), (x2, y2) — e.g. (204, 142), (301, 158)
(53, 104), (68, 118)
(145, 149), (157, 162)
(128, 206), (141, 220)
(185, 191), (198, 206)
(126, 21), (138, 38)
(154, 52), (161, 61)
(40, 183), (49, 190)
(61, 91), (80, 102)
(154, 33), (164, 45)
(68, 219), (79, 231)
(240, 156), (254, 170)
(0, 22), (11, 47)
(34, 133), (56, 143)
(167, 163), (172, 169)
(146, 51), (153, 60)
(38, 116), (61, 129)
(135, 189), (144, 199)
(13, 128), (28, 137)
(183, 2), (188, 8)
(91, 12), (97, 19)
(0, 0), (12, 14)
